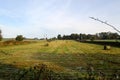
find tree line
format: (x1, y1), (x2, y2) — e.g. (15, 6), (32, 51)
(57, 32), (120, 41)
(0, 29), (119, 41)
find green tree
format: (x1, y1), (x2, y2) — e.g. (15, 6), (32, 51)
(70, 33), (79, 40)
(57, 34), (62, 40)
(15, 35), (24, 41)
(0, 29), (2, 41)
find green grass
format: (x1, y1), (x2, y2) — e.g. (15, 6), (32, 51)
(0, 40), (120, 79)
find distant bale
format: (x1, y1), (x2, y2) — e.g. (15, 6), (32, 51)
(104, 45), (111, 50)
(44, 43), (49, 46)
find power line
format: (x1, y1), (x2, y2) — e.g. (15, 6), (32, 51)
(89, 17), (120, 33)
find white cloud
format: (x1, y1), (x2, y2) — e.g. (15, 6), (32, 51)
(0, 0), (119, 38)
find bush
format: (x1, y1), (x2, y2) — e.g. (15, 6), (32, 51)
(15, 35), (24, 41)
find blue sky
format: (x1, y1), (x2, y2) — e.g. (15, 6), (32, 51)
(0, 0), (120, 38)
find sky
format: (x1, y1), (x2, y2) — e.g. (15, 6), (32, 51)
(0, 0), (120, 38)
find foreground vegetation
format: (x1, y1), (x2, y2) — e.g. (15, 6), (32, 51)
(0, 40), (119, 80)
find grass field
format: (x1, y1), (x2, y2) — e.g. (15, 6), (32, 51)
(0, 40), (120, 80)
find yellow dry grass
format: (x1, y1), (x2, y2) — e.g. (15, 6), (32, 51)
(0, 40), (119, 73)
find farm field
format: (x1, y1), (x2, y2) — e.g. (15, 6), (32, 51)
(0, 40), (120, 80)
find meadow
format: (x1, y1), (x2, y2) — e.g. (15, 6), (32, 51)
(0, 40), (119, 80)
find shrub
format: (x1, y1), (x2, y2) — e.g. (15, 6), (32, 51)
(15, 35), (24, 41)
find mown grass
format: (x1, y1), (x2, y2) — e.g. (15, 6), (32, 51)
(0, 40), (120, 79)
